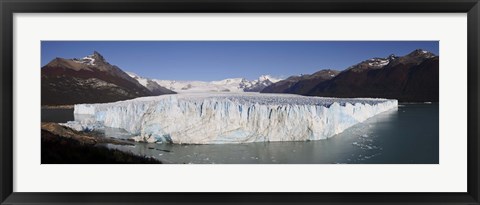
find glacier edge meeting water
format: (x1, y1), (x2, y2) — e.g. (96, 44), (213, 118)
(62, 93), (398, 144)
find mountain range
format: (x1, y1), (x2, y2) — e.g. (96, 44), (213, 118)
(42, 49), (438, 105)
(151, 75), (282, 93)
(261, 49), (439, 102)
(41, 51), (281, 105)
(41, 51), (175, 105)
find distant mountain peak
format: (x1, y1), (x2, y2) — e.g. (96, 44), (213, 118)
(93, 50), (103, 57)
(69, 51), (107, 66)
(347, 57), (391, 71)
(407, 49), (435, 58)
(89, 51), (107, 64)
(388, 54), (398, 61)
(258, 75), (281, 83)
(412, 48), (428, 53)
(91, 51), (105, 62)
(367, 58), (390, 68)
(347, 49), (436, 72)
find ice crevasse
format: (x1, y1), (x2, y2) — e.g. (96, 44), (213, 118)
(63, 93), (398, 144)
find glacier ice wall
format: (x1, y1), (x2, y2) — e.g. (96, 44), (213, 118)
(64, 93), (398, 144)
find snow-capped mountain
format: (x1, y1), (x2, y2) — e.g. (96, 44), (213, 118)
(243, 75), (282, 92)
(347, 49), (435, 72)
(262, 49), (439, 102)
(41, 51), (175, 105)
(346, 55), (398, 72)
(128, 73), (282, 93)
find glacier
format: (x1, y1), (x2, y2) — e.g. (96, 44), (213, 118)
(152, 75), (282, 93)
(62, 93), (398, 144)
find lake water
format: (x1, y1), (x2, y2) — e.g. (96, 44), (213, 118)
(41, 108), (74, 123)
(42, 103), (439, 164)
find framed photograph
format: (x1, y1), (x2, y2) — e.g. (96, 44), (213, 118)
(1, 0), (479, 204)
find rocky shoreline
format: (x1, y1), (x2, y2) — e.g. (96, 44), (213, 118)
(41, 122), (161, 164)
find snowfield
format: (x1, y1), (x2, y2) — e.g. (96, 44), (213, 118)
(126, 72), (282, 93)
(62, 93), (398, 144)
(154, 75), (282, 93)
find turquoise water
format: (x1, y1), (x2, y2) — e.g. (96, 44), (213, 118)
(102, 103), (439, 164)
(42, 103), (439, 164)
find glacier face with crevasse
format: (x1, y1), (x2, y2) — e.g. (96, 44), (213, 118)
(62, 93), (398, 144)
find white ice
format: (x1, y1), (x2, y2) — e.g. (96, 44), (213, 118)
(153, 75), (282, 93)
(62, 93), (398, 144)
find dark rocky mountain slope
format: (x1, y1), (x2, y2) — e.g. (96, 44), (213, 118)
(261, 49), (439, 102)
(261, 69), (340, 94)
(41, 51), (175, 105)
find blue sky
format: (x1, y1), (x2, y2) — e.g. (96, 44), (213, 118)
(41, 41), (439, 81)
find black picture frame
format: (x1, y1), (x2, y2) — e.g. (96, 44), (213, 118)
(1, 0), (479, 204)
